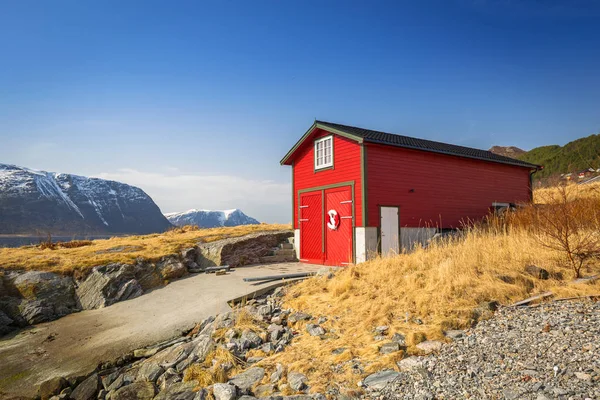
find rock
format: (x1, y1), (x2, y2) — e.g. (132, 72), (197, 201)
(379, 342), (401, 354)
(415, 340), (444, 354)
(261, 342), (275, 354)
(157, 257), (187, 281)
(444, 330), (464, 340)
(306, 324), (325, 336)
(362, 370), (399, 390)
(71, 373), (100, 400)
(574, 371), (591, 381)
(241, 329), (263, 348)
(0, 310), (15, 335)
(153, 381), (197, 400)
(287, 312), (311, 323)
(111, 381), (156, 400)
(287, 371), (308, 391)
(146, 341), (195, 370)
(190, 334), (215, 361)
(39, 376), (69, 400)
(137, 362), (164, 382)
(316, 268), (334, 279)
(76, 264), (143, 310)
(156, 368), (182, 391)
(396, 356), (422, 371)
(270, 363), (285, 383)
(8, 271), (78, 324)
(390, 333), (405, 345)
(246, 356), (264, 364)
(254, 384), (275, 397)
(212, 383), (237, 400)
(196, 231), (293, 268)
(229, 367), (265, 392)
(525, 264), (549, 280)
(374, 326), (389, 334)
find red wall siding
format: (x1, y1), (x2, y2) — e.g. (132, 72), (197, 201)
(366, 144), (532, 228)
(293, 129), (362, 228)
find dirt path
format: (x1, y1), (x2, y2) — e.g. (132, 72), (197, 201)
(0, 263), (320, 399)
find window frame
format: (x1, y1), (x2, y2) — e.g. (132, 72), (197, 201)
(314, 135), (334, 170)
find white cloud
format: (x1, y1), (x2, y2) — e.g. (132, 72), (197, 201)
(94, 169), (291, 224)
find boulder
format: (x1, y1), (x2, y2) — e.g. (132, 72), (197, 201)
(270, 363), (285, 383)
(137, 362), (164, 382)
(156, 368), (182, 391)
(415, 340), (444, 354)
(396, 356), (423, 371)
(145, 341), (195, 370)
(362, 370), (399, 390)
(71, 373), (99, 400)
(0, 310), (15, 335)
(76, 264), (143, 310)
(7, 271), (78, 324)
(379, 342), (401, 354)
(306, 324), (325, 336)
(525, 265), (549, 280)
(39, 376), (69, 400)
(212, 383), (237, 400)
(111, 381), (156, 400)
(153, 381), (198, 400)
(287, 371), (308, 391)
(157, 257), (187, 281)
(228, 367), (265, 392)
(241, 329), (263, 348)
(196, 231), (294, 268)
(390, 333), (406, 345)
(288, 312), (311, 324)
(190, 334), (215, 361)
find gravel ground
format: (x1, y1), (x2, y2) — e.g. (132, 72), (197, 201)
(371, 300), (599, 400)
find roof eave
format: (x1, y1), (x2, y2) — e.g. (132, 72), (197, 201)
(363, 138), (541, 170)
(280, 122), (363, 165)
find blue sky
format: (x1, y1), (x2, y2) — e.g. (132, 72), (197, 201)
(1, 0), (599, 223)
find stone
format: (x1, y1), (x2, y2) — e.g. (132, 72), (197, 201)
(0, 310), (14, 335)
(9, 271), (78, 324)
(288, 312), (311, 323)
(270, 363), (285, 383)
(71, 373), (100, 400)
(374, 326), (389, 334)
(111, 381), (156, 400)
(76, 264), (143, 310)
(396, 356), (423, 371)
(362, 370), (400, 390)
(415, 340), (444, 354)
(212, 383), (237, 400)
(390, 333), (405, 345)
(574, 372), (591, 381)
(137, 362), (164, 382)
(261, 342), (275, 354)
(190, 334), (215, 361)
(316, 268), (334, 279)
(39, 376), (69, 400)
(254, 384), (275, 397)
(156, 368), (182, 391)
(287, 371), (308, 391)
(241, 329), (263, 348)
(247, 356), (264, 364)
(444, 330), (465, 340)
(306, 324), (325, 336)
(146, 341), (195, 370)
(229, 367), (265, 392)
(157, 257), (187, 281)
(196, 231), (293, 268)
(379, 342), (401, 354)
(153, 381), (198, 400)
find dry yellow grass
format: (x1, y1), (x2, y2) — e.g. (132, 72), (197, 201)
(261, 183), (600, 393)
(0, 224), (290, 275)
(534, 181), (600, 203)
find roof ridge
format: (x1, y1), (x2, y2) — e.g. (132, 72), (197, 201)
(315, 120), (540, 169)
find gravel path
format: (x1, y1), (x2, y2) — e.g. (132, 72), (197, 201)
(372, 300), (599, 400)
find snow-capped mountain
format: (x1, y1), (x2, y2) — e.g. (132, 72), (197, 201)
(0, 163), (172, 234)
(165, 208), (260, 228)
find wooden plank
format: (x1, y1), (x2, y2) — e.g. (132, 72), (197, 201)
(509, 291), (554, 307)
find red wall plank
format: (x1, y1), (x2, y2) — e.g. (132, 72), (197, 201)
(365, 143), (532, 228)
(292, 128), (362, 229)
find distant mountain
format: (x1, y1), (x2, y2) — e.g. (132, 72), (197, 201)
(165, 209), (260, 228)
(488, 146), (526, 158)
(516, 134), (600, 179)
(0, 163), (172, 234)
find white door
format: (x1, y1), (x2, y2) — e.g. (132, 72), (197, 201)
(380, 206), (399, 256)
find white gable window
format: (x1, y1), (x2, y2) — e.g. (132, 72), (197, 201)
(314, 136), (333, 170)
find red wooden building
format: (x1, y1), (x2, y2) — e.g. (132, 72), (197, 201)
(280, 121), (540, 266)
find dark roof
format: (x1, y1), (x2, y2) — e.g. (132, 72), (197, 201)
(309, 121), (539, 169)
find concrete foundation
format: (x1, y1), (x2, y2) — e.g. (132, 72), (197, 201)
(355, 227), (379, 264)
(293, 229), (300, 260)
(400, 227), (438, 251)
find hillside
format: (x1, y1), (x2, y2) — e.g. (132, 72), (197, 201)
(165, 208), (260, 228)
(0, 163), (172, 234)
(488, 145), (526, 158)
(517, 134), (600, 179)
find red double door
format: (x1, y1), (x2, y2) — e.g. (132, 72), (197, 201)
(299, 186), (353, 266)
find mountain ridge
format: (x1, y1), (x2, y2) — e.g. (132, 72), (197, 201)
(0, 163), (172, 234)
(165, 208), (260, 228)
